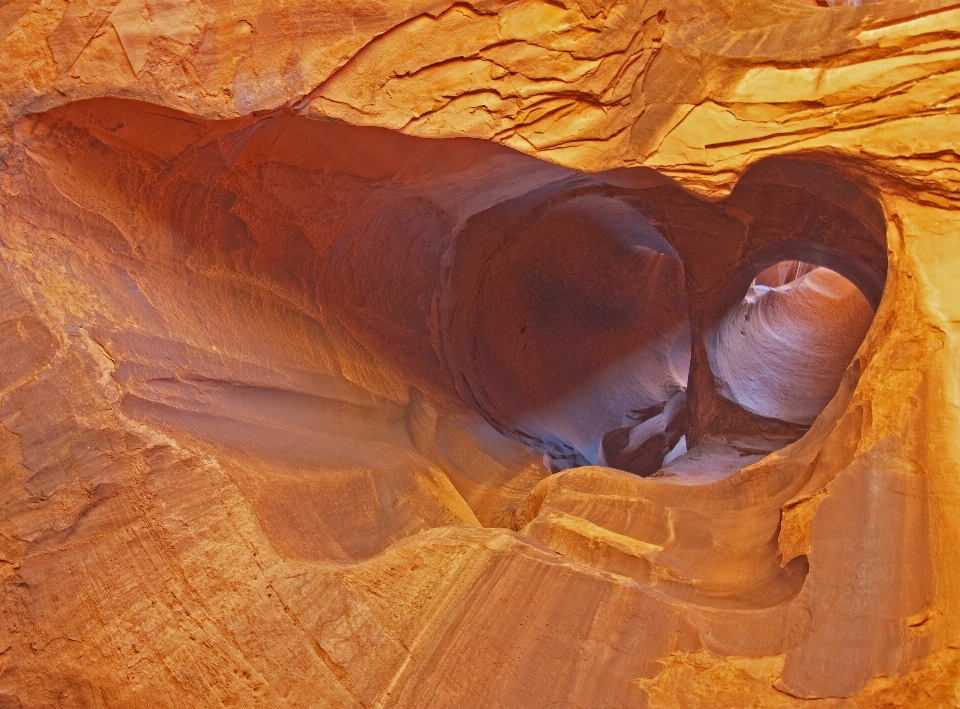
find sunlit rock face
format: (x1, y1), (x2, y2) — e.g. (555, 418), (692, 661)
(709, 262), (876, 426)
(2, 2), (960, 708)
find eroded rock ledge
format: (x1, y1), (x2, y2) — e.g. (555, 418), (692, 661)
(1, 1), (960, 708)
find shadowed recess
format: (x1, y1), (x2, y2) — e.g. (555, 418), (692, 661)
(14, 99), (887, 493)
(0, 94), (925, 709)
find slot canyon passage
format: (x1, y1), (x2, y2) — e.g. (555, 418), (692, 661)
(3, 1), (960, 708)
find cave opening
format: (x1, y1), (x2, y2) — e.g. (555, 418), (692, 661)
(12, 99), (888, 524)
(450, 160), (888, 483)
(708, 260), (876, 427)
(5, 5), (953, 704)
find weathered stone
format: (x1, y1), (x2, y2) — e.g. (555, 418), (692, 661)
(1, 1), (959, 707)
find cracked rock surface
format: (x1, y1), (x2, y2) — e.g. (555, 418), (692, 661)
(2, 1), (960, 707)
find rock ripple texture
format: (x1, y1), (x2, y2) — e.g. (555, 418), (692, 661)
(1, 1), (959, 708)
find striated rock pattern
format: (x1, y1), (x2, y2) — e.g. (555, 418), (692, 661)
(1, 1), (960, 708)
(709, 262), (876, 426)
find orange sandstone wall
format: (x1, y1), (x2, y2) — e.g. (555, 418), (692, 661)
(1, 1), (960, 708)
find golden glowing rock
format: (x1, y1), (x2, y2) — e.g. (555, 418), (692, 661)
(1, 1), (959, 707)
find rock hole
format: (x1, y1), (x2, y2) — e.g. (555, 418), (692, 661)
(708, 260), (876, 426)
(15, 100), (888, 507)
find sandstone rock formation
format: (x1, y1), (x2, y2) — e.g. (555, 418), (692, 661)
(1, 1), (959, 707)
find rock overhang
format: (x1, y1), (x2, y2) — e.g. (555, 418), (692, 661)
(2, 1), (960, 706)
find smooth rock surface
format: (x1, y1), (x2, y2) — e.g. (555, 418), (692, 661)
(1, 1), (960, 708)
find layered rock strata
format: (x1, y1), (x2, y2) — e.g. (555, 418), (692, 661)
(1, 1), (960, 708)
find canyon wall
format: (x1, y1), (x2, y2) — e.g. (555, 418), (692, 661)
(1, 1), (960, 707)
